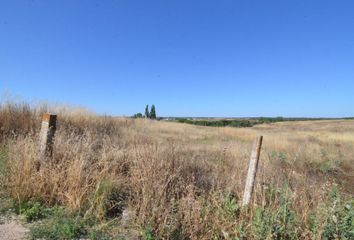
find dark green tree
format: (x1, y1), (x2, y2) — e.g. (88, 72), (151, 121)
(150, 104), (156, 119)
(132, 113), (143, 118)
(145, 105), (150, 118)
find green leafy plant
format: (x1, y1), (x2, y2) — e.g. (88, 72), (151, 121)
(307, 211), (318, 235)
(31, 216), (86, 240)
(269, 151), (287, 164)
(224, 194), (240, 217)
(143, 226), (155, 240)
(14, 201), (46, 222)
(322, 188), (354, 239)
(253, 207), (273, 239)
(253, 185), (298, 239)
(234, 224), (247, 240)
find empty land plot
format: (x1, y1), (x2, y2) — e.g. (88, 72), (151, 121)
(0, 103), (353, 239)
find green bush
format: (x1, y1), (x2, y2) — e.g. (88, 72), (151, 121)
(14, 201), (46, 222)
(322, 189), (354, 239)
(143, 226), (155, 240)
(253, 185), (298, 239)
(223, 194), (240, 218)
(31, 217), (86, 240)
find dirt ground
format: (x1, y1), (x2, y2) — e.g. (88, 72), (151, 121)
(0, 216), (29, 240)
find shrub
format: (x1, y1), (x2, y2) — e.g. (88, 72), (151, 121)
(321, 188), (354, 239)
(253, 185), (299, 239)
(31, 216), (86, 240)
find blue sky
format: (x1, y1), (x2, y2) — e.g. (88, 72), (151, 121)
(1, 0), (353, 117)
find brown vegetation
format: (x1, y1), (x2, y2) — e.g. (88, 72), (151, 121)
(0, 101), (353, 239)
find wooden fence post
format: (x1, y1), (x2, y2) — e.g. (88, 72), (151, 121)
(242, 135), (263, 207)
(39, 113), (57, 158)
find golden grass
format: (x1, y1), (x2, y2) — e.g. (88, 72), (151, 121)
(0, 102), (353, 239)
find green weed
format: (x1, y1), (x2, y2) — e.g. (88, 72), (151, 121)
(322, 188), (354, 239)
(31, 216), (86, 240)
(253, 185), (298, 239)
(269, 151), (287, 164)
(307, 211), (318, 235)
(14, 200), (46, 222)
(143, 226), (155, 240)
(224, 194), (240, 218)
(0, 147), (7, 176)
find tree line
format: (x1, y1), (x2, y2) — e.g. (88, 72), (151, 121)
(132, 104), (156, 119)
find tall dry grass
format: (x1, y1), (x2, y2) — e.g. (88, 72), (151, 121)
(0, 101), (353, 239)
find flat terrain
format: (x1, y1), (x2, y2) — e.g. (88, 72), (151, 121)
(0, 106), (353, 239)
(138, 119), (354, 193)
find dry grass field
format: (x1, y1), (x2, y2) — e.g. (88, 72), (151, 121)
(0, 102), (353, 239)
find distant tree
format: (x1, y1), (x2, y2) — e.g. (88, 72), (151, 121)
(150, 104), (156, 119)
(275, 116), (284, 122)
(145, 105), (150, 118)
(132, 113), (143, 118)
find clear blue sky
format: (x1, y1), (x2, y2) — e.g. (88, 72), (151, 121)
(1, 1), (353, 117)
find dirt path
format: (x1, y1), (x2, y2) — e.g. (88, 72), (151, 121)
(0, 216), (29, 240)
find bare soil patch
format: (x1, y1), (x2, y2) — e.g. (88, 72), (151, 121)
(0, 215), (29, 240)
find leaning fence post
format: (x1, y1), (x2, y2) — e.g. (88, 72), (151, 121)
(242, 135), (263, 207)
(39, 113), (57, 159)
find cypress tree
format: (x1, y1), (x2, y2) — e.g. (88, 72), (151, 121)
(150, 104), (156, 119)
(145, 105), (150, 118)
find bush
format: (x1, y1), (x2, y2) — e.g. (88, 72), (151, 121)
(253, 185), (298, 239)
(322, 189), (354, 239)
(31, 216), (86, 240)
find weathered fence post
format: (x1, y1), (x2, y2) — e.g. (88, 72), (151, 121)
(242, 135), (263, 207)
(39, 113), (57, 158)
